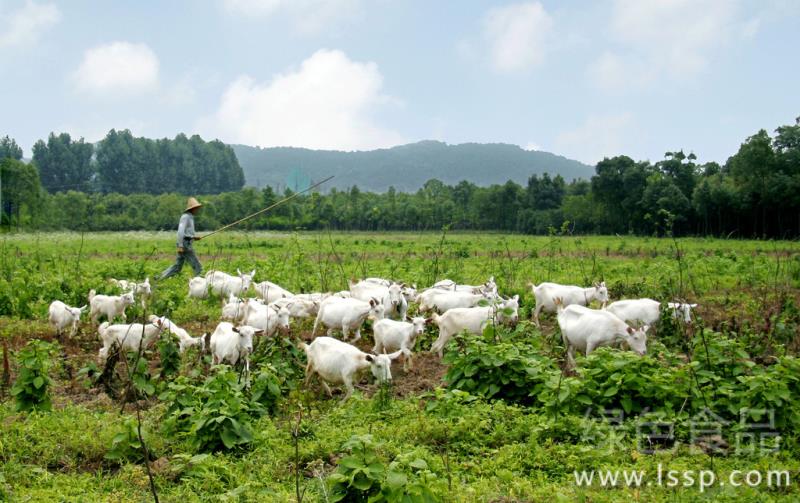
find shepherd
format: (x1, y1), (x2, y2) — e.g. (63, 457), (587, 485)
(158, 197), (203, 280)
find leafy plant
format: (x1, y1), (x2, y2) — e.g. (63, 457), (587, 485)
(329, 435), (441, 503)
(105, 417), (148, 463)
(443, 332), (558, 405)
(128, 353), (156, 398)
(249, 365), (283, 415)
(157, 331), (182, 379)
(10, 339), (56, 412)
(160, 367), (255, 452)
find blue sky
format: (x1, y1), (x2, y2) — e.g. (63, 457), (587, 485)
(1, 0), (798, 165)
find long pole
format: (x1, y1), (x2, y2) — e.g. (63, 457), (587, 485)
(199, 175), (334, 240)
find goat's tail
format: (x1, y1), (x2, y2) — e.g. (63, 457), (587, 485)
(311, 304), (324, 337)
(88, 289), (96, 303)
(98, 321), (109, 340)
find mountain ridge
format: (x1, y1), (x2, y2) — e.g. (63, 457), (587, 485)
(232, 140), (593, 192)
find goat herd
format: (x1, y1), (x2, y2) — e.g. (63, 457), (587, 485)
(45, 270), (698, 400)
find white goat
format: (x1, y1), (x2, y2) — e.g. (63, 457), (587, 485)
(97, 319), (164, 362)
(242, 302), (292, 338)
(418, 289), (489, 314)
(272, 297), (319, 319)
(88, 289), (135, 324)
(188, 276), (210, 299)
(431, 276), (497, 296)
(48, 301), (86, 337)
(221, 294), (263, 323)
(253, 280), (294, 303)
(428, 296), (519, 357)
(152, 315), (205, 353)
(110, 278), (151, 308)
(312, 297), (385, 342)
(208, 322), (262, 375)
(604, 299), (698, 327)
(350, 280), (407, 320)
(667, 302), (698, 324)
(206, 269), (255, 298)
(300, 336), (402, 400)
(555, 298), (648, 368)
(530, 281), (609, 326)
(373, 317), (427, 370)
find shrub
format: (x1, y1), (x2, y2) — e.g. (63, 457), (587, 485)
(11, 339), (56, 412)
(442, 332), (558, 405)
(572, 348), (688, 415)
(249, 365), (283, 415)
(160, 367), (255, 453)
(329, 435), (441, 503)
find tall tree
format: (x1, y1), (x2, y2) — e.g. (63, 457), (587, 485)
(591, 156), (650, 233)
(1, 158), (42, 226)
(32, 133), (94, 193)
(0, 136), (23, 161)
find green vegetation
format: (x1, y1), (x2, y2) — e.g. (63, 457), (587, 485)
(9, 339), (56, 412)
(0, 231), (798, 500)
(3, 116), (800, 237)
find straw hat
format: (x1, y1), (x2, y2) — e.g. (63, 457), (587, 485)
(185, 197), (203, 212)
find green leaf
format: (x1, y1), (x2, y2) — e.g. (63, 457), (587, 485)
(220, 427), (238, 449)
(385, 470), (408, 489)
(621, 395), (633, 413)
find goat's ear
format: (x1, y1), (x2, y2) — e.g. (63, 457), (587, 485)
(513, 294), (519, 302)
(254, 329), (264, 335)
(250, 269), (255, 277)
(424, 317), (433, 324)
(388, 350), (403, 360)
(593, 282), (599, 288)
(232, 326), (240, 333)
(626, 326), (634, 335)
(642, 325), (650, 333)
(690, 303), (698, 308)
(601, 281), (606, 287)
(79, 305), (87, 311)
(237, 268), (242, 276)
(365, 354), (374, 362)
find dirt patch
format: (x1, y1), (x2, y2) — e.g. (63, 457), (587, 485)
(389, 352), (448, 397)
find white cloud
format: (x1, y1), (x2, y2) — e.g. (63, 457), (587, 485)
(587, 51), (653, 92)
(483, 1), (553, 72)
(72, 41), (159, 95)
(523, 142), (541, 151)
(222, 0), (361, 34)
(198, 49), (404, 151)
(589, 0), (759, 90)
(0, 0), (60, 49)
(555, 113), (635, 165)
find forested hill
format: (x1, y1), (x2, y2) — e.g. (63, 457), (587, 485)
(232, 141), (592, 192)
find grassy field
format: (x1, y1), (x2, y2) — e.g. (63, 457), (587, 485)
(1, 231), (799, 501)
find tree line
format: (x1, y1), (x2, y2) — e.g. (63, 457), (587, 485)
(26, 129), (244, 195)
(1, 117), (799, 237)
